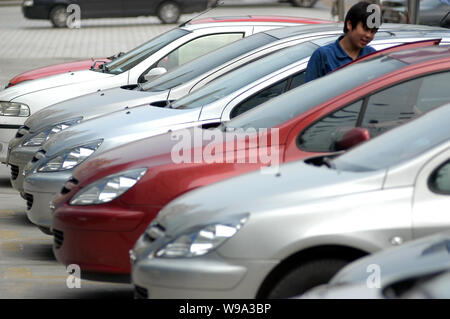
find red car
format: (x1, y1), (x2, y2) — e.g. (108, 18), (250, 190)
(52, 42), (450, 281)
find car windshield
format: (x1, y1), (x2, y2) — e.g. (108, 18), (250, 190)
(332, 103), (450, 172)
(140, 32), (277, 92)
(225, 55), (407, 130)
(171, 42), (319, 110)
(100, 28), (190, 74)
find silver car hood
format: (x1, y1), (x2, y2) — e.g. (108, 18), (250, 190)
(0, 70), (114, 101)
(24, 87), (168, 133)
(330, 231), (450, 286)
(156, 160), (386, 235)
(43, 105), (201, 157)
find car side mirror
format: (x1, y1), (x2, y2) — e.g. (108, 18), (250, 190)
(144, 67), (167, 82)
(334, 127), (370, 151)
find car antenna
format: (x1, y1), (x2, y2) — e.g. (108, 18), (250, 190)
(178, 0), (224, 27)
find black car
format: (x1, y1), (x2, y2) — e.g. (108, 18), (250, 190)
(21, 0), (212, 27)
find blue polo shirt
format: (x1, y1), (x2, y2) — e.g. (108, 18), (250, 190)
(305, 35), (376, 83)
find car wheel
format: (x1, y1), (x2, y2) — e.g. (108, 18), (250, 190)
(291, 0), (318, 8)
(49, 5), (68, 28)
(157, 1), (181, 24)
(266, 258), (349, 298)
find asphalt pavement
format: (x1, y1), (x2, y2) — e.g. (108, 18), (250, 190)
(0, 2), (332, 298)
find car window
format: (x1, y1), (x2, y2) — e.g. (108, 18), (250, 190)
(156, 33), (244, 72)
(230, 80), (289, 119)
(429, 160), (450, 195)
(361, 72), (450, 137)
(225, 55), (407, 131)
(288, 71), (307, 90)
(103, 28), (190, 74)
(332, 105), (450, 172)
(141, 32), (277, 92)
(171, 43), (317, 110)
(298, 100), (363, 152)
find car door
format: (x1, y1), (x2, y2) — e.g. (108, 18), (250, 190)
(412, 147), (450, 238)
(75, 0), (124, 18)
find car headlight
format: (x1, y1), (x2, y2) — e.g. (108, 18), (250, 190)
(0, 102), (30, 117)
(37, 140), (102, 172)
(154, 215), (248, 258)
(22, 118), (82, 147)
(23, 0), (34, 7)
(70, 167), (147, 206)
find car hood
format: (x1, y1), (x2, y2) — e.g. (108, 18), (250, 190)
(42, 105), (202, 157)
(329, 231), (450, 286)
(0, 69), (115, 101)
(8, 58), (110, 86)
(25, 86), (168, 133)
(155, 160), (386, 235)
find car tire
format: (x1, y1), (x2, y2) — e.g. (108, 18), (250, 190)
(49, 5), (69, 28)
(157, 1), (181, 24)
(266, 258), (349, 298)
(291, 0), (318, 8)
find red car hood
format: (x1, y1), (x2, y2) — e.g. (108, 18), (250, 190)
(7, 58), (110, 87)
(73, 126), (280, 187)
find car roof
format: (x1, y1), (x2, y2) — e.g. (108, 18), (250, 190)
(387, 44), (450, 64)
(264, 22), (449, 40)
(189, 15), (332, 25)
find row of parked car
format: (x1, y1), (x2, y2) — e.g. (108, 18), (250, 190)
(1, 15), (450, 298)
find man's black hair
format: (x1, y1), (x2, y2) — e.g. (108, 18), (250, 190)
(343, 1), (380, 33)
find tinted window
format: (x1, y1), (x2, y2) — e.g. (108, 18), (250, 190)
(298, 100), (363, 152)
(171, 42), (317, 110)
(141, 32), (277, 92)
(156, 33), (244, 72)
(226, 56), (406, 130)
(361, 72), (450, 137)
(231, 80), (289, 119)
(429, 161), (450, 194)
(332, 104), (450, 172)
(103, 28), (189, 74)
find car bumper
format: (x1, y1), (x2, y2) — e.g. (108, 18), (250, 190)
(0, 126), (21, 163)
(52, 204), (161, 277)
(8, 143), (40, 192)
(22, 4), (50, 20)
(131, 253), (278, 299)
(23, 170), (71, 230)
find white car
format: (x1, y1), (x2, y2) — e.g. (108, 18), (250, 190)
(0, 16), (320, 162)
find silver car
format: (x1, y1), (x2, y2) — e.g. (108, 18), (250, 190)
(7, 23), (448, 192)
(130, 101), (450, 299)
(21, 32), (450, 234)
(301, 231), (450, 299)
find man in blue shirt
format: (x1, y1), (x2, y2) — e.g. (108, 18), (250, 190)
(305, 1), (380, 82)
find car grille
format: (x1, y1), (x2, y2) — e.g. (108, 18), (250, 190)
(144, 223), (166, 243)
(10, 164), (19, 180)
(15, 125), (29, 138)
(61, 177), (79, 195)
(53, 229), (64, 249)
(134, 285), (149, 299)
(24, 193), (33, 210)
(31, 149), (46, 163)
